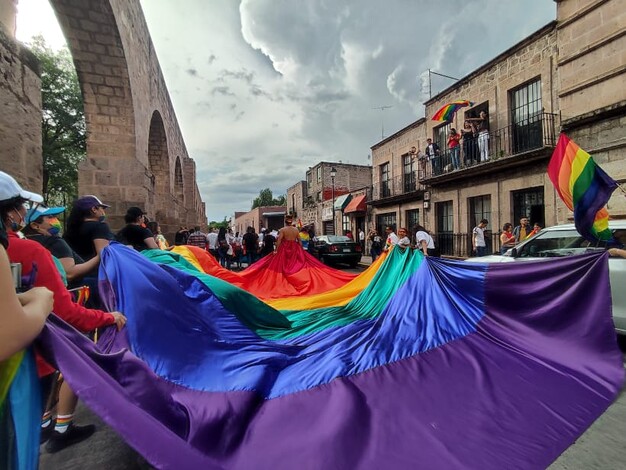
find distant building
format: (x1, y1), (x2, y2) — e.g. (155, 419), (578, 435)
(287, 162), (372, 235)
(370, 0), (625, 257)
(233, 206), (287, 235)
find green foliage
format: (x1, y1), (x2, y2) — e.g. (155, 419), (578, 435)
(29, 36), (85, 207)
(251, 188), (286, 209)
(208, 217), (230, 230)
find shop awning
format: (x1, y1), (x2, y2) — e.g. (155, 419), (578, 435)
(333, 194), (352, 210)
(344, 194), (367, 213)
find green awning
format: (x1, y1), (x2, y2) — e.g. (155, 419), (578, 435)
(333, 193), (352, 210)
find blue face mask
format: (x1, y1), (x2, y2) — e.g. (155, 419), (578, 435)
(98, 215), (106, 223)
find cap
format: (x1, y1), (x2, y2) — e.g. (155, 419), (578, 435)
(25, 205), (65, 224)
(75, 195), (110, 210)
(125, 206), (145, 219)
(0, 171), (44, 203)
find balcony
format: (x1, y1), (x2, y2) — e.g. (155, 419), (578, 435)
(369, 173), (426, 206)
(420, 112), (558, 184)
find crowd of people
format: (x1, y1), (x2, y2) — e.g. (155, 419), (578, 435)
(417, 111), (490, 176)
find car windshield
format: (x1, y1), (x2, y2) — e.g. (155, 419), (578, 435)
(513, 229), (625, 258)
(325, 236), (351, 243)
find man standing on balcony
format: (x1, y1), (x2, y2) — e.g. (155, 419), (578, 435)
(425, 138), (441, 176)
(472, 219), (489, 257)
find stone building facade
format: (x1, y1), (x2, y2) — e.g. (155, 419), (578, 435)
(0, 0), (207, 242)
(0, 22), (43, 193)
(369, 0), (625, 257)
(287, 162), (372, 236)
(232, 206), (287, 236)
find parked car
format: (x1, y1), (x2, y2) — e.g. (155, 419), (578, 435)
(465, 222), (626, 334)
(311, 235), (362, 268)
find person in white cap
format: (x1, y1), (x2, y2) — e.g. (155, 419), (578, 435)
(0, 171), (127, 453)
(22, 204), (101, 285)
(0, 172), (53, 361)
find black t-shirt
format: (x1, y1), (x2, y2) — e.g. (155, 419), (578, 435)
(261, 234), (276, 255)
(67, 220), (114, 262)
(116, 224), (154, 251)
(28, 234), (84, 264)
(242, 232), (258, 251)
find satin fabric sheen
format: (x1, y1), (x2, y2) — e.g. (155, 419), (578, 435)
(36, 246), (624, 470)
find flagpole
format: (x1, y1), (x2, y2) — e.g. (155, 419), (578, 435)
(616, 181), (626, 195)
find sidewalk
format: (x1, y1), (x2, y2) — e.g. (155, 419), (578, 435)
(359, 255), (372, 267)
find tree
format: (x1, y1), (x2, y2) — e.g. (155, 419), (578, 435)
(29, 36), (86, 207)
(251, 188), (286, 209)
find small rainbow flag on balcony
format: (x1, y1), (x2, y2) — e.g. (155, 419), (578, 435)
(431, 100), (473, 122)
(547, 133), (618, 244)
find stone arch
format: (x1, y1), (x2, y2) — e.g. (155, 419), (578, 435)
(148, 110), (170, 198)
(174, 156), (184, 202)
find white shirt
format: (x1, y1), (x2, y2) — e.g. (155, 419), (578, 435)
(415, 231), (434, 249)
(473, 226), (486, 248)
(207, 231), (218, 249)
(386, 232), (399, 247)
(358, 230), (365, 242)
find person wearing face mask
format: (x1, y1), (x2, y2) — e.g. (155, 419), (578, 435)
(0, 173), (127, 452)
(22, 205), (101, 286)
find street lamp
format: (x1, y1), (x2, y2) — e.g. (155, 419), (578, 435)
(330, 166), (337, 235)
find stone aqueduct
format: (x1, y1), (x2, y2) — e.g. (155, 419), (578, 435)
(0, 0), (207, 238)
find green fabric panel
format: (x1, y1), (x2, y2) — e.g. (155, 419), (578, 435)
(142, 250), (292, 331)
(571, 158), (595, 205)
(51, 255), (67, 286)
(0, 352), (23, 407)
(257, 248), (423, 339)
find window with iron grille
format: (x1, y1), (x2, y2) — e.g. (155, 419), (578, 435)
(380, 162), (390, 198)
(510, 78), (542, 153)
(317, 166), (322, 182)
(436, 200), (454, 256)
(403, 154), (416, 193)
(436, 201), (453, 233)
(468, 195), (491, 230)
(406, 209), (420, 232)
(512, 187), (544, 228)
(316, 191), (321, 202)
(433, 123), (451, 155)
(342, 214), (350, 234)
(376, 212), (396, 232)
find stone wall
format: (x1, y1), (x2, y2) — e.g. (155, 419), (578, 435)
(0, 23), (42, 193)
(0, 0), (207, 242)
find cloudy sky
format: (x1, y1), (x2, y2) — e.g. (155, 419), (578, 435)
(16, 0), (555, 221)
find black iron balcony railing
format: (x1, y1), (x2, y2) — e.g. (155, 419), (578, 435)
(370, 173), (425, 201)
(434, 232), (500, 258)
(421, 112), (558, 179)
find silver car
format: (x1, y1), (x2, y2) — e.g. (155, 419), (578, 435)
(466, 222), (626, 334)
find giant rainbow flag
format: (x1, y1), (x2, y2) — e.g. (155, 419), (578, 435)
(35, 243), (624, 469)
(548, 133), (618, 243)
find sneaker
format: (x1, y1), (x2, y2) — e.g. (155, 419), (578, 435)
(40, 420), (55, 444)
(45, 423), (96, 454)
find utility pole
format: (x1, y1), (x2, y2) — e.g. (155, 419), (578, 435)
(427, 69), (459, 99)
(372, 105), (393, 140)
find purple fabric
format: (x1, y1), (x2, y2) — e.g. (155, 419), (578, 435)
(37, 252), (624, 469)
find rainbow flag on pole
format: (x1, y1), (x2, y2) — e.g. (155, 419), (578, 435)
(547, 133), (618, 244)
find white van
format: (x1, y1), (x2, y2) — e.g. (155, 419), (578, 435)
(466, 222), (626, 334)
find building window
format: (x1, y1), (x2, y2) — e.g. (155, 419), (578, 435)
(380, 162), (390, 198)
(316, 191), (321, 202)
(406, 209), (420, 233)
(512, 187), (544, 228)
(376, 212), (396, 232)
(468, 195), (491, 230)
(510, 78), (542, 153)
(307, 171), (312, 191)
(433, 123), (451, 174)
(403, 154), (416, 193)
(342, 214), (350, 234)
(317, 167), (322, 183)
(436, 201), (454, 256)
